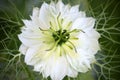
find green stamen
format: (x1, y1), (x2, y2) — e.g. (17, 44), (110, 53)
(52, 29), (70, 45)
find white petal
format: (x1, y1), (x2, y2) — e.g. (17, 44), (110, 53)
(62, 44), (88, 73)
(22, 20), (33, 28)
(83, 60), (91, 69)
(67, 66), (78, 77)
(18, 34), (41, 47)
(22, 19), (46, 32)
(42, 61), (52, 78)
(19, 44), (28, 55)
(33, 54), (54, 76)
(76, 48), (96, 64)
(72, 17), (95, 30)
(25, 46), (41, 65)
(56, 0), (65, 13)
(78, 11), (86, 18)
(85, 29), (100, 39)
(66, 54), (89, 73)
(41, 55), (55, 78)
(70, 5), (79, 13)
(39, 2), (51, 29)
(50, 1), (55, 6)
(78, 32), (100, 55)
(50, 56), (67, 80)
(63, 11), (86, 22)
(34, 63), (43, 72)
(32, 7), (39, 18)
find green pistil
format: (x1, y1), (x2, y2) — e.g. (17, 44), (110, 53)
(52, 30), (70, 45)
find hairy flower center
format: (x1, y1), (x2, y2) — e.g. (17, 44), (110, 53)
(52, 30), (70, 45)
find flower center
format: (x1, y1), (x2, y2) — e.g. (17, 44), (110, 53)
(52, 29), (70, 45)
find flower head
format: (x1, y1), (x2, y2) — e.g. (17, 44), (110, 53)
(18, 0), (100, 80)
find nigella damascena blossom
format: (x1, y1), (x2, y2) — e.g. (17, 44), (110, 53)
(18, 0), (100, 80)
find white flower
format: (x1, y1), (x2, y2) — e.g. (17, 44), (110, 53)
(18, 0), (100, 80)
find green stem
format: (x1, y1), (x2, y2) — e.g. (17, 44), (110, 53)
(20, 59), (35, 80)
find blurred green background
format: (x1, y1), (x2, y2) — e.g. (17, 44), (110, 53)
(0, 0), (120, 80)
